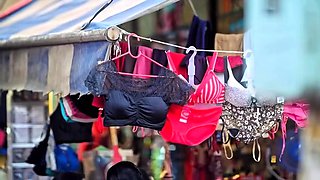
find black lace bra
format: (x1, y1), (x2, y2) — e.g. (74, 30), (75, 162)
(85, 61), (194, 130)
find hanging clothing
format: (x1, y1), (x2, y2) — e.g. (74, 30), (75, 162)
(241, 30), (254, 83)
(46, 45), (74, 96)
(7, 50), (28, 91)
(180, 53), (208, 85)
(70, 41), (109, 95)
(133, 46), (153, 77)
(85, 60), (194, 130)
(160, 52), (224, 146)
(186, 15), (214, 57)
(151, 49), (168, 75)
(222, 59), (283, 144)
(60, 94), (100, 123)
(223, 56), (247, 85)
(50, 104), (93, 144)
(114, 42), (127, 71)
(25, 48), (49, 92)
(214, 33), (243, 57)
(160, 104), (222, 146)
(166, 51), (188, 78)
(123, 46), (138, 73)
(280, 101), (309, 160)
(188, 54), (225, 104)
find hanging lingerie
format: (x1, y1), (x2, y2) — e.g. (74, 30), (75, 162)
(60, 94), (100, 123)
(50, 103), (93, 144)
(160, 52), (224, 146)
(85, 60), (194, 131)
(221, 57), (284, 144)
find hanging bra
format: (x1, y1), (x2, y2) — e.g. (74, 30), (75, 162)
(85, 60), (194, 131)
(188, 52), (225, 104)
(224, 57), (278, 107)
(221, 58), (284, 161)
(167, 51), (225, 104)
(160, 52), (223, 146)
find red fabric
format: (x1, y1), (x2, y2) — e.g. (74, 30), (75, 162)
(133, 46), (153, 78)
(0, 0), (32, 19)
(166, 51), (188, 79)
(188, 52), (225, 104)
(160, 104), (222, 146)
(114, 42), (128, 71)
(92, 96), (105, 108)
(280, 100), (309, 160)
(207, 55), (243, 73)
(0, 130), (5, 148)
(162, 52), (224, 146)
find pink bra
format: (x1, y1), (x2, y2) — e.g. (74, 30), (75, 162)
(188, 52), (225, 104)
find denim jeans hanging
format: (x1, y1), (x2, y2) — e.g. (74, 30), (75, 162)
(8, 50), (28, 90)
(0, 52), (10, 89)
(25, 47), (49, 92)
(69, 41), (109, 95)
(46, 44), (74, 96)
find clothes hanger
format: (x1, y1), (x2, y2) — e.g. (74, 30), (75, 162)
(106, 33), (169, 78)
(110, 27), (252, 56)
(186, 46), (197, 86)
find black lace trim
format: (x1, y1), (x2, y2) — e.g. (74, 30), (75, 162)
(85, 61), (194, 105)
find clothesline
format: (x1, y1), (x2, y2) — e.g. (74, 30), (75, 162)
(112, 26), (251, 56)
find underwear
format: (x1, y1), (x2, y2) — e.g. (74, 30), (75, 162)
(61, 97), (96, 123)
(160, 104), (222, 146)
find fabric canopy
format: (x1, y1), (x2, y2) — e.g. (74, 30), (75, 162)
(0, 0), (178, 95)
(0, 0), (177, 40)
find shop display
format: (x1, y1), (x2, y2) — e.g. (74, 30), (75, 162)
(0, 1), (314, 180)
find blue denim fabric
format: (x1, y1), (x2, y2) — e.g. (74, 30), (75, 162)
(25, 47), (49, 91)
(69, 41), (109, 94)
(0, 52), (10, 89)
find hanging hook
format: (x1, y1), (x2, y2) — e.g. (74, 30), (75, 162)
(127, 33), (141, 59)
(186, 46), (197, 86)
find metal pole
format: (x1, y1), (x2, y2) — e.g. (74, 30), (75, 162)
(0, 29), (108, 50)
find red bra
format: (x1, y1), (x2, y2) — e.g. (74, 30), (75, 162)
(166, 51), (225, 104)
(188, 53), (225, 104)
(160, 52), (224, 146)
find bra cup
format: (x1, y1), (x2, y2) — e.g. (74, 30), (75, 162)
(105, 90), (136, 119)
(137, 97), (168, 124)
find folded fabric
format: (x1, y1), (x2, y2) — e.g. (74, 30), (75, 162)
(214, 33), (243, 57)
(61, 94), (99, 123)
(60, 98), (97, 123)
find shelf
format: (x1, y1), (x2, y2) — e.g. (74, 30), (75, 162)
(11, 124), (44, 128)
(12, 143), (35, 148)
(12, 163), (34, 168)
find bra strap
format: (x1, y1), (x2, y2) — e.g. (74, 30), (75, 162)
(208, 52), (218, 72)
(252, 139), (261, 162)
(165, 51), (178, 74)
(222, 129), (233, 159)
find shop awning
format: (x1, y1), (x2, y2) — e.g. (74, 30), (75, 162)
(0, 0), (178, 94)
